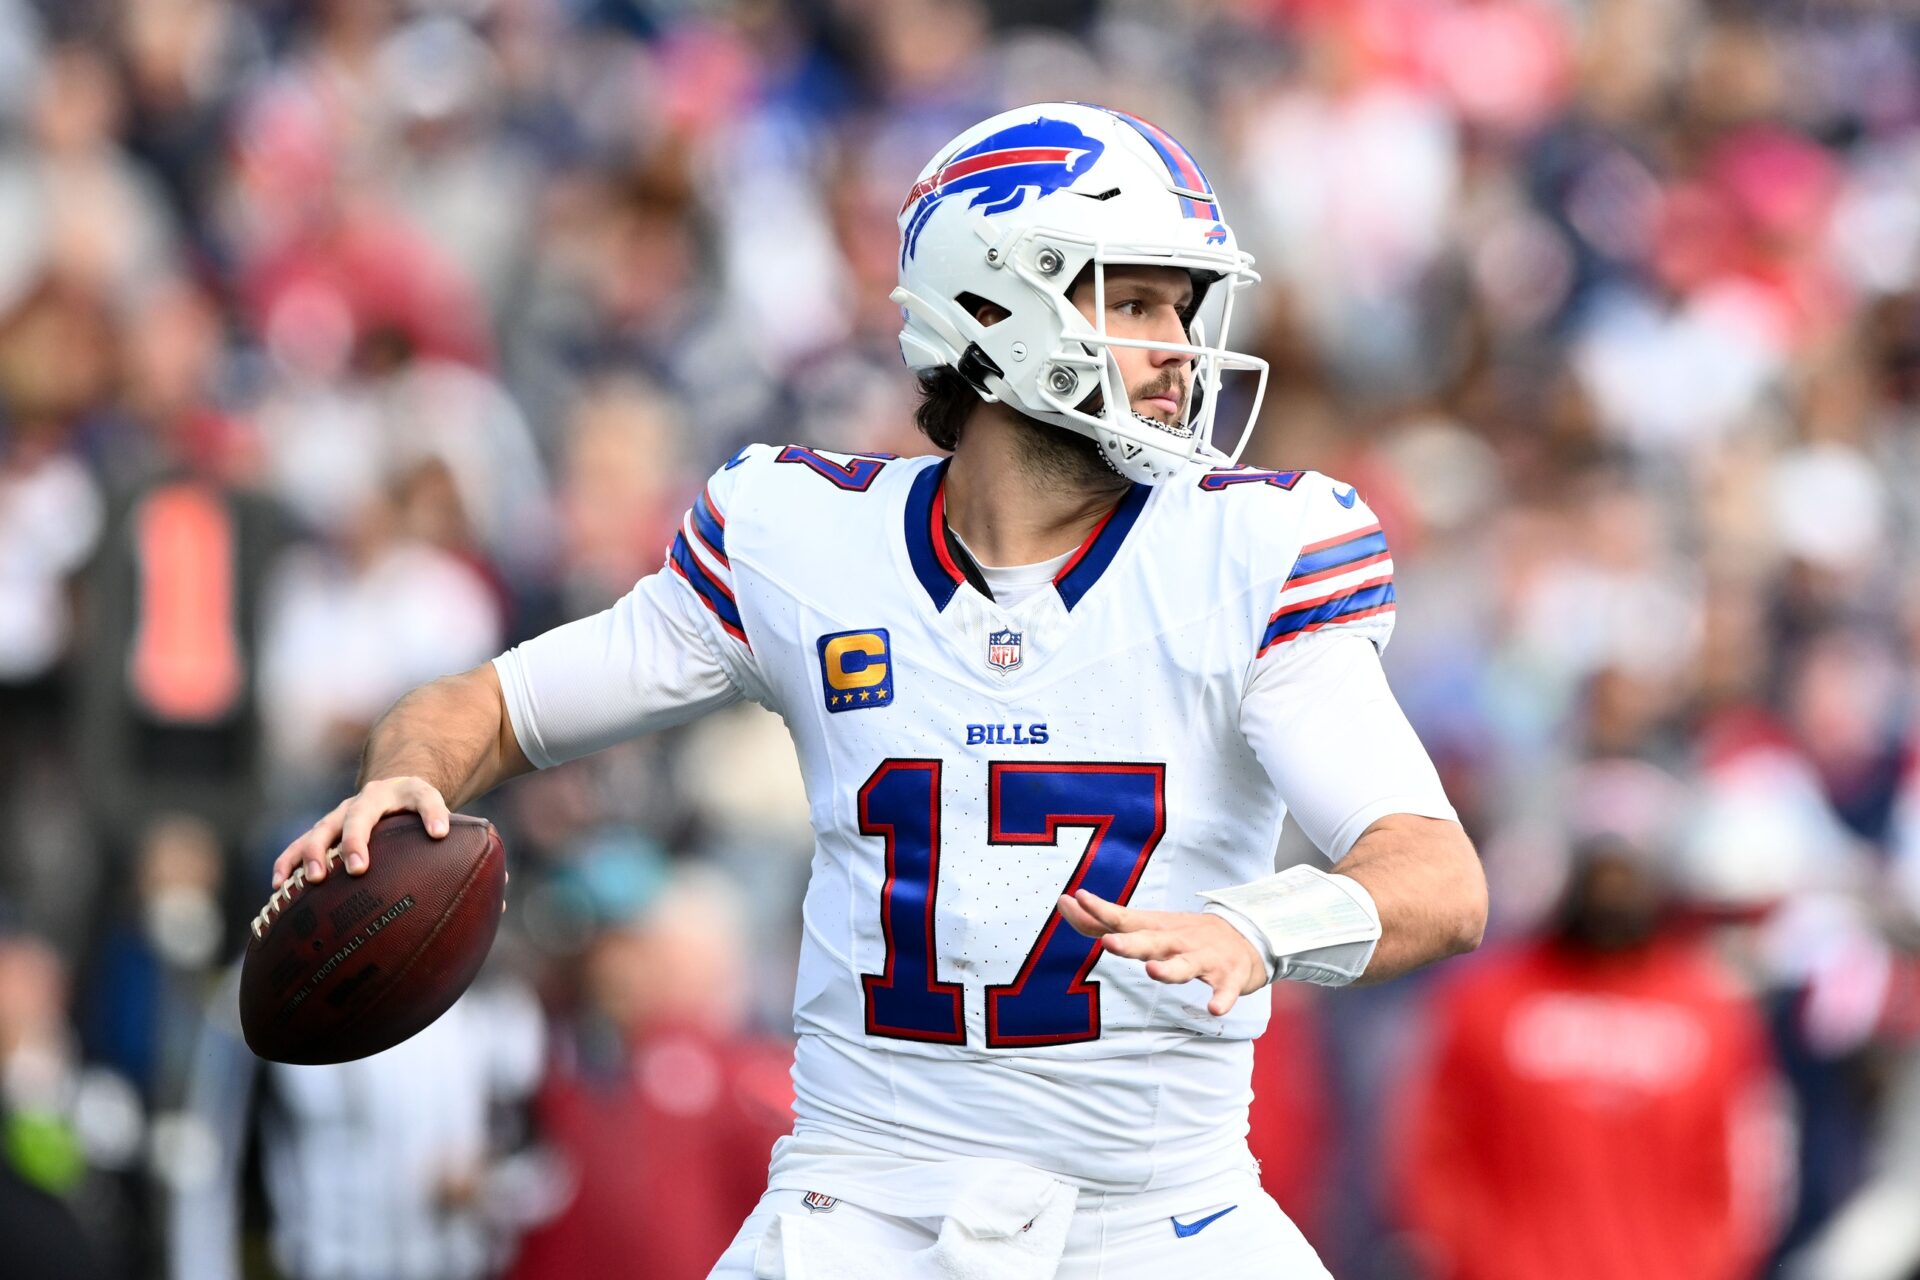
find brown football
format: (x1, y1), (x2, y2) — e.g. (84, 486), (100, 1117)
(240, 812), (506, 1064)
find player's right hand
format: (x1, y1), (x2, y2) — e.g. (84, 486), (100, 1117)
(271, 777), (452, 889)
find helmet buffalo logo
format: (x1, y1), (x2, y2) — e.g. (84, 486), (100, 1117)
(900, 118), (1105, 265)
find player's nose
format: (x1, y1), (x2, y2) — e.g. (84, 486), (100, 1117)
(1149, 340), (1192, 369)
(1147, 316), (1193, 367)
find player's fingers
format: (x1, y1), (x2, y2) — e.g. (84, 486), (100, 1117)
(404, 779), (452, 839)
(336, 795), (392, 877)
(272, 842), (313, 890)
(1206, 972), (1242, 1018)
(1144, 955), (1201, 985)
(271, 838), (306, 890)
(278, 802), (347, 887)
(1099, 929), (1180, 961)
(1072, 889), (1145, 933)
(1057, 893), (1110, 938)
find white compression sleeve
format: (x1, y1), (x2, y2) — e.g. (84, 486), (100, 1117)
(1239, 633), (1456, 860)
(491, 571), (745, 769)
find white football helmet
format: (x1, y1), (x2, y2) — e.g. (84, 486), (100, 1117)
(893, 101), (1268, 484)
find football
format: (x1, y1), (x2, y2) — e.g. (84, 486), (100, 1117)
(240, 813), (507, 1064)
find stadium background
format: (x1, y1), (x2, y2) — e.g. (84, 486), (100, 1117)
(1, 0), (1918, 1276)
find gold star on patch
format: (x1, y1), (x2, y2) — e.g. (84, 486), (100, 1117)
(858, 690), (871, 701)
(875, 689), (888, 700)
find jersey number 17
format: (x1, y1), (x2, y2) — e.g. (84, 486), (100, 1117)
(858, 759), (1166, 1049)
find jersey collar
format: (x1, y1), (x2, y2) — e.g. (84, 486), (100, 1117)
(904, 458), (1152, 613)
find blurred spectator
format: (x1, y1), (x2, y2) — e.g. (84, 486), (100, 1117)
(0, 42), (181, 311)
(1784, 977), (1920, 1280)
(75, 455), (286, 856)
(0, 283), (107, 951)
(0, 1150), (111, 1280)
(507, 862), (792, 1280)
(256, 471), (503, 789)
(169, 973), (545, 1280)
(80, 813), (227, 1105)
(1391, 762), (1790, 1280)
(0, 924), (140, 1277)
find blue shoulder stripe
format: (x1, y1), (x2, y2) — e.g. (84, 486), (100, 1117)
(691, 488), (728, 563)
(1288, 527), (1388, 583)
(670, 532), (746, 638)
(1261, 581), (1396, 653)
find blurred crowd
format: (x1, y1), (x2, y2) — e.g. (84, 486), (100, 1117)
(0, 0), (1918, 1277)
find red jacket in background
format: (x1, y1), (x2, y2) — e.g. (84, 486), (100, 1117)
(1392, 936), (1783, 1280)
(507, 1026), (794, 1280)
(1249, 985), (1335, 1247)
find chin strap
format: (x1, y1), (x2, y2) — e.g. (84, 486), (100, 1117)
(954, 342), (1005, 398)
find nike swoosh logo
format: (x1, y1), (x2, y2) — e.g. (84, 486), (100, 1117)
(1170, 1205), (1237, 1238)
(1332, 486), (1358, 508)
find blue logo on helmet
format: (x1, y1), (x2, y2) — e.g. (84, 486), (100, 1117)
(900, 118), (1105, 265)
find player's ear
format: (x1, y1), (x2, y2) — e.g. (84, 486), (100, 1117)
(956, 291), (1010, 327)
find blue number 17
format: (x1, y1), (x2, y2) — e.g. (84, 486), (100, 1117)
(858, 760), (1167, 1048)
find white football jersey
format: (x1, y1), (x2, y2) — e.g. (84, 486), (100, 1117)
(494, 445), (1453, 1192)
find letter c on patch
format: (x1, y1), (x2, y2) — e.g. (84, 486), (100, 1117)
(823, 633), (888, 690)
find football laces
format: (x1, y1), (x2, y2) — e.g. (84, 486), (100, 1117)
(251, 847), (344, 939)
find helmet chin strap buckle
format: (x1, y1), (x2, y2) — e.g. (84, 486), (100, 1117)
(956, 343), (1005, 397)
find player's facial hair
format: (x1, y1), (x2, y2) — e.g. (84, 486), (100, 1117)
(1009, 414), (1133, 497)
(1005, 363), (1189, 496)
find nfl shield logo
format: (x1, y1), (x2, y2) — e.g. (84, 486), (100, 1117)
(987, 628), (1023, 673)
(802, 1191), (838, 1213)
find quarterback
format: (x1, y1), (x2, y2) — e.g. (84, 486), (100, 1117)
(274, 103), (1487, 1277)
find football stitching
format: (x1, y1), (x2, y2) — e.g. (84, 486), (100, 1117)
(251, 847), (344, 940)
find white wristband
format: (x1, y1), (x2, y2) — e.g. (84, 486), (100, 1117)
(1200, 864), (1382, 988)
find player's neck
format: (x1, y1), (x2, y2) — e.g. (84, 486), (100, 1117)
(943, 407), (1133, 567)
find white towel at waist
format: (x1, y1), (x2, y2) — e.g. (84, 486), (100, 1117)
(753, 1134), (1075, 1280)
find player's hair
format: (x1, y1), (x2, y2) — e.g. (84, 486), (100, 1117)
(912, 366), (978, 452)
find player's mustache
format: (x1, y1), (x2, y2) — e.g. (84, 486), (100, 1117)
(1133, 374), (1187, 410)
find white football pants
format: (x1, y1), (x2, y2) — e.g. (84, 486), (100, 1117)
(707, 1149), (1334, 1279)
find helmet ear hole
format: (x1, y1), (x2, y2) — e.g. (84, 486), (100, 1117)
(955, 292), (1011, 327)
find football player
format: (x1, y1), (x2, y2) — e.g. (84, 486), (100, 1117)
(274, 102), (1487, 1277)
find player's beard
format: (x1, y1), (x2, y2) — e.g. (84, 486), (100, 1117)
(1009, 414), (1134, 497)
(1019, 370), (1188, 494)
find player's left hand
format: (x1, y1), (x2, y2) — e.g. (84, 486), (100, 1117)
(1057, 889), (1267, 1017)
